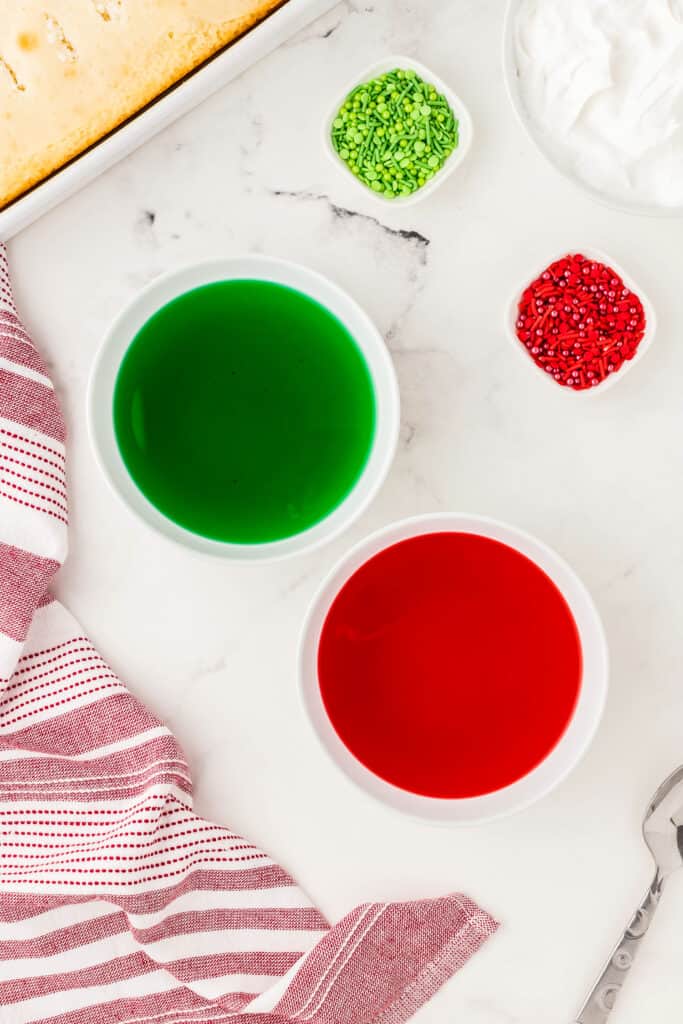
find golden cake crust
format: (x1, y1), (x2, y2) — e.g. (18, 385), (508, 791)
(0, 0), (283, 209)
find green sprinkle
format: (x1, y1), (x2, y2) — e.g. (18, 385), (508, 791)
(330, 67), (459, 198)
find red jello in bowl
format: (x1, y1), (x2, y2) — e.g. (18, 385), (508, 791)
(298, 514), (608, 824)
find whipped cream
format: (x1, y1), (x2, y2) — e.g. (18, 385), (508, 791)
(513, 0), (683, 209)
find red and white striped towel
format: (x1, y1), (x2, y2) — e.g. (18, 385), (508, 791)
(0, 244), (497, 1024)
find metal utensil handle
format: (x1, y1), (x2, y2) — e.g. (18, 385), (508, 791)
(573, 871), (663, 1024)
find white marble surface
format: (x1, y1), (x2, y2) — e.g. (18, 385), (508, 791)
(7, 1), (683, 1021)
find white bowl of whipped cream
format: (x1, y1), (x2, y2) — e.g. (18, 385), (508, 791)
(503, 0), (683, 216)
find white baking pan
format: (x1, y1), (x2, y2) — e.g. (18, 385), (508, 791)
(0, 0), (339, 239)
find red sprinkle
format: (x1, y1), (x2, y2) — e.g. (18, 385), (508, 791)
(515, 254), (646, 390)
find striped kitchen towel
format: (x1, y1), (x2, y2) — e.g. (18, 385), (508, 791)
(0, 244), (497, 1024)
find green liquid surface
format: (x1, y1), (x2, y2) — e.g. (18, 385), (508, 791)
(112, 280), (376, 544)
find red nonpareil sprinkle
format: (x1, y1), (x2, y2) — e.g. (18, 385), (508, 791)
(515, 254), (647, 390)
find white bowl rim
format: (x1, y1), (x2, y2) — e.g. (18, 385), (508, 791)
(298, 512), (609, 826)
(502, 0), (683, 219)
(504, 245), (657, 397)
(322, 54), (473, 208)
(87, 255), (400, 562)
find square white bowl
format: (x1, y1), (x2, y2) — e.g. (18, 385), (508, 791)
(504, 247), (657, 396)
(322, 55), (473, 208)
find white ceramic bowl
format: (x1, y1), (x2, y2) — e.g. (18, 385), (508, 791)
(323, 55), (473, 208)
(505, 247), (657, 396)
(502, 0), (683, 218)
(299, 513), (608, 825)
(88, 256), (400, 561)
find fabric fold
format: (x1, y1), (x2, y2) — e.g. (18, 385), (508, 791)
(0, 244), (497, 1024)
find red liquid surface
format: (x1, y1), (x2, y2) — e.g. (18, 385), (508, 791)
(318, 532), (582, 798)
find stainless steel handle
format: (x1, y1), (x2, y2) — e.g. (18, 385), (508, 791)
(573, 871), (663, 1023)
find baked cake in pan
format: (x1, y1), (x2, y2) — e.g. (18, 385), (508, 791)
(0, 0), (283, 209)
